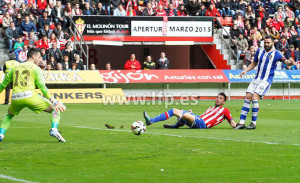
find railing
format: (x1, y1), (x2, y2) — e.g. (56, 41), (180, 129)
(215, 19), (237, 65)
(68, 16), (89, 70)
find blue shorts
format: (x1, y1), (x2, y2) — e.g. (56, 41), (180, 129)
(181, 110), (207, 129)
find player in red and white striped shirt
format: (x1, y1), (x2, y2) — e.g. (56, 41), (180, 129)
(144, 93), (239, 129)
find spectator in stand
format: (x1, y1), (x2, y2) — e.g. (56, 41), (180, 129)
(124, 54), (141, 70)
(111, 0), (122, 13)
(19, 3), (30, 18)
(167, 4), (177, 16)
(293, 0), (300, 19)
(5, 22), (21, 52)
(95, 2), (106, 15)
(265, 0), (275, 15)
(261, 27), (271, 39)
(274, 6), (286, 21)
(24, 31), (37, 48)
(69, 63), (79, 71)
(271, 14), (285, 31)
(186, 0), (200, 16)
(45, 4), (53, 16)
(39, 24), (53, 39)
(2, 12), (13, 36)
(64, 2), (73, 23)
(105, 62), (112, 70)
(285, 44), (299, 62)
(242, 46), (256, 70)
(38, 11), (51, 31)
(274, 0), (287, 11)
(143, 56), (156, 70)
(89, 0), (99, 9)
(238, 0), (247, 16)
(72, 54), (85, 70)
(82, 2), (95, 15)
(14, 36), (24, 51)
(47, 55), (58, 70)
(40, 47), (48, 64)
(156, 52), (170, 69)
(17, 44), (28, 62)
(234, 14), (245, 30)
(143, 2), (156, 16)
(249, 0), (260, 11)
(230, 24), (241, 40)
(57, 63), (63, 70)
(177, 4), (187, 16)
(223, 0), (231, 17)
(254, 16), (267, 31)
(281, 26), (292, 43)
(249, 35), (260, 50)
(205, 3), (220, 17)
(250, 26), (262, 41)
(245, 5), (256, 25)
(275, 35), (289, 51)
(6, 3), (16, 17)
(284, 57), (298, 70)
(61, 55), (71, 70)
(52, 0), (67, 29)
(283, 17), (293, 28)
(90, 63), (96, 70)
(72, 3), (83, 15)
(37, 0), (47, 14)
(14, 13), (23, 27)
(256, 5), (268, 20)
(20, 15), (36, 37)
(100, 0), (111, 15)
(198, 4), (206, 16)
(30, 4), (40, 19)
(270, 26), (281, 42)
(284, 5), (294, 21)
(156, 3), (167, 16)
(54, 23), (64, 40)
(47, 42), (63, 63)
(113, 3), (125, 16)
(29, 13), (38, 26)
(49, 32), (60, 48)
(232, 33), (248, 64)
(230, 0), (239, 17)
(36, 35), (50, 49)
(45, 64), (52, 71)
(215, 0), (225, 17)
(126, 4), (137, 16)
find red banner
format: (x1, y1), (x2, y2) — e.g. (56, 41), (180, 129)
(99, 70), (228, 83)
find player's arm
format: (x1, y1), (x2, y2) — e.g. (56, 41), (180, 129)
(0, 69), (13, 93)
(34, 67), (66, 112)
(229, 119), (238, 128)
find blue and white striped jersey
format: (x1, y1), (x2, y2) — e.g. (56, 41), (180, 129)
(254, 48), (286, 83)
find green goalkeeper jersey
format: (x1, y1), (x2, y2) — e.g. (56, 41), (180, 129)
(0, 61), (51, 99)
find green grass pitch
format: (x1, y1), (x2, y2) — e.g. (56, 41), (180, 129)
(0, 100), (300, 183)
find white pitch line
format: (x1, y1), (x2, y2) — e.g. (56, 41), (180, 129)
(75, 126), (300, 146)
(0, 174), (38, 183)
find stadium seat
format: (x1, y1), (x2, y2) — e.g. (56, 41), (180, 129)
(224, 17), (233, 26)
(216, 17), (224, 25)
(0, 15), (3, 25)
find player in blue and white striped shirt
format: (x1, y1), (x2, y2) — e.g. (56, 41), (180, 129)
(235, 35), (295, 130)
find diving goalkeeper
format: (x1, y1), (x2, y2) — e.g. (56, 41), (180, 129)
(0, 48), (67, 142)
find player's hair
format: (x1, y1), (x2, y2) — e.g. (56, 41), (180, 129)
(264, 35), (274, 41)
(218, 92), (227, 101)
(27, 48), (41, 59)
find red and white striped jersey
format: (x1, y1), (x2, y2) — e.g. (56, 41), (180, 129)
(199, 107), (233, 128)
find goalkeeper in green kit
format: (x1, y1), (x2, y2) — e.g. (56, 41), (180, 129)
(0, 48), (67, 142)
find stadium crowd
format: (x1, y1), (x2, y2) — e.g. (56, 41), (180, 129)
(0, 0), (299, 70)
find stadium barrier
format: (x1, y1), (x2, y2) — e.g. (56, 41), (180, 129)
(0, 89), (126, 104)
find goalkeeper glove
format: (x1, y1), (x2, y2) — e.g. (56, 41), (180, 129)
(49, 97), (66, 112)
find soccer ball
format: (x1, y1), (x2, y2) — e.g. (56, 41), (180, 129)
(131, 121), (146, 135)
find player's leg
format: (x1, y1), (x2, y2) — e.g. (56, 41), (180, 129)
(4, 83), (12, 105)
(28, 95), (66, 142)
(144, 108), (186, 126)
(163, 110), (194, 128)
(246, 81), (271, 129)
(0, 110), (15, 142)
(246, 93), (260, 130)
(236, 81), (256, 129)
